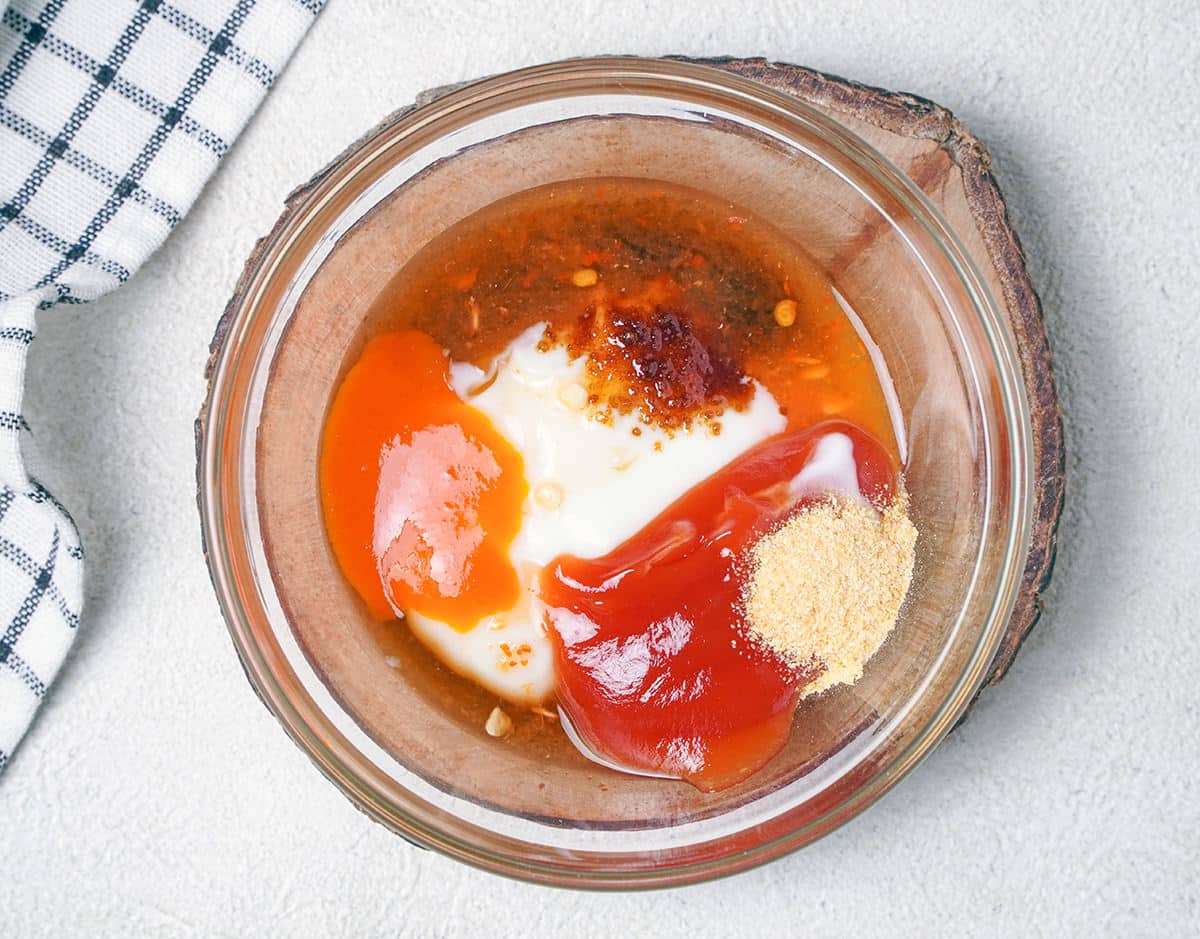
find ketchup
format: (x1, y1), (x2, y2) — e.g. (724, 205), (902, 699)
(540, 422), (896, 791)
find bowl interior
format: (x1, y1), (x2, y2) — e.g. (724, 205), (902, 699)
(212, 61), (1023, 883)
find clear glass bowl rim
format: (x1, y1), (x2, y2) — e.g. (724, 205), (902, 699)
(198, 56), (1034, 889)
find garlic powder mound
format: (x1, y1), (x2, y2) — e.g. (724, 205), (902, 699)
(742, 494), (918, 696)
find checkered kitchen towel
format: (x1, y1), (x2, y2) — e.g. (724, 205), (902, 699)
(0, 0), (323, 770)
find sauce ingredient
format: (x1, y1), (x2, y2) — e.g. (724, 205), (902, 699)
(485, 706), (514, 738)
(365, 179), (899, 452)
(742, 493), (918, 696)
(452, 323), (785, 565)
(329, 321), (785, 707)
(545, 276), (754, 433)
(321, 178), (914, 787)
(540, 423), (898, 791)
(320, 330), (526, 626)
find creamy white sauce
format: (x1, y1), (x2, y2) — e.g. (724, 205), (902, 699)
(832, 287), (908, 464)
(398, 324), (786, 706)
(787, 432), (864, 503)
(452, 324), (787, 564)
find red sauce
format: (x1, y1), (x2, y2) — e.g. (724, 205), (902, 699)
(540, 422), (897, 791)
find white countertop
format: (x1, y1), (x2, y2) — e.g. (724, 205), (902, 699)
(5, 1), (1197, 934)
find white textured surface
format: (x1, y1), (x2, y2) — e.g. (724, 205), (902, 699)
(5, 1), (1198, 934)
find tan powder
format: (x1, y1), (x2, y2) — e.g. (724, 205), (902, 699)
(742, 494), (918, 697)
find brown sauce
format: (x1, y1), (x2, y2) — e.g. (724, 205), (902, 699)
(364, 178), (898, 447)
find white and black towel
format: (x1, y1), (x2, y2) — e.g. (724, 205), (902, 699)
(0, 0), (323, 770)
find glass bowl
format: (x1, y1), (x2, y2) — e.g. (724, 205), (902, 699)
(198, 57), (1032, 888)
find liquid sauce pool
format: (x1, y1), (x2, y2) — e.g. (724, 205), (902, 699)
(321, 178), (904, 791)
(363, 179), (897, 443)
(321, 331), (527, 624)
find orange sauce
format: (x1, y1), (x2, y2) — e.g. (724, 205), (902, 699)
(320, 331), (526, 627)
